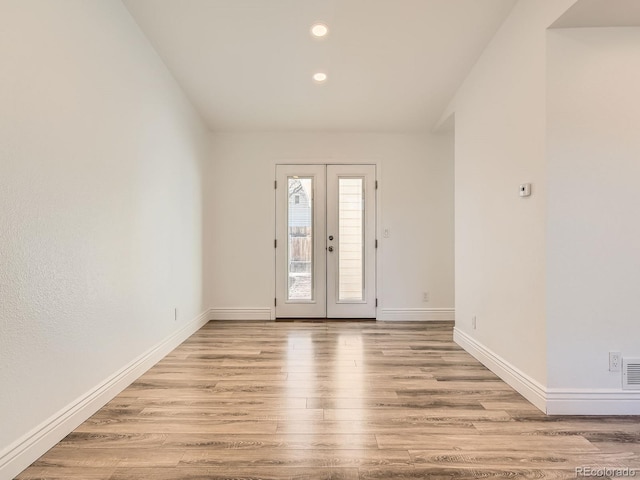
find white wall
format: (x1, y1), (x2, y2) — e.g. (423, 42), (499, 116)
(0, 1), (207, 475)
(546, 28), (640, 393)
(447, 0), (576, 394)
(448, 0), (640, 414)
(204, 132), (454, 319)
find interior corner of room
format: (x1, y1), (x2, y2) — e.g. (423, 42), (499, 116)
(2, 0), (640, 478)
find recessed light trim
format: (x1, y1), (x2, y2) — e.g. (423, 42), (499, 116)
(311, 23), (328, 38)
(313, 72), (327, 83)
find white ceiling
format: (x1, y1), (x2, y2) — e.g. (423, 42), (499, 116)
(123, 0), (516, 132)
(552, 0), (640, 28)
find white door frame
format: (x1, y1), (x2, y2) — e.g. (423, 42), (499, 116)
(274, 163), (378, 319)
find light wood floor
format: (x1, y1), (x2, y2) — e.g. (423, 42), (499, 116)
(16, 321), (640, 479)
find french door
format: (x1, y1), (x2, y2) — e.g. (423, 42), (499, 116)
(275, 164), (376, 318)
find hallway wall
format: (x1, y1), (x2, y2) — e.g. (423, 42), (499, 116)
(546, 27), (640, 406)
(0, 1), (208, 475)
(445, 0), (576, 404)
(204, 132), (454, 320)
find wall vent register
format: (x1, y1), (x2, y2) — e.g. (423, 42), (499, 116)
(623, 358), (640, 390)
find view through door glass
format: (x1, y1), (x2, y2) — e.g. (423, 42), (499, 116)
(338, 177), (364, 301)
(287, 177), (313, 301)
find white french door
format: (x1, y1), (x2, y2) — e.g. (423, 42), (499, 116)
(326, 165), (376, 317)
(275, 165), (327, 318)
(275, 164), (376, 318)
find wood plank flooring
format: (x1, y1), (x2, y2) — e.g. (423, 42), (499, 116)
(16, 321), (640, 479)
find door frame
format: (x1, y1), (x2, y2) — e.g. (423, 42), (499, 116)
(273, 161), (381, 319)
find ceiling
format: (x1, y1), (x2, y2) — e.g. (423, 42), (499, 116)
(552, 0), (640, 28)
(123, 0), (516, 132)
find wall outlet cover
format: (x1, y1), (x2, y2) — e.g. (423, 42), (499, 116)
(609, 351), (622, 372)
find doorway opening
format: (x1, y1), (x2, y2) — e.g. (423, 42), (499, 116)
(275, 164), (376, 318)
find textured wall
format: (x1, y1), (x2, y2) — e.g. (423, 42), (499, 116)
(0, 0), (207, 459)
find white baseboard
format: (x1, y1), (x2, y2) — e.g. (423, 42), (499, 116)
(208, 308), (273, 321)
(0, 310), (210, 480)
(453, 327), (547, 413)
(378, 308), (455, 321)
(207, 307), (453, 321)
(546, 389), (640, 415)
(454, 328), (640, 415)
(207, 307), (453, 322)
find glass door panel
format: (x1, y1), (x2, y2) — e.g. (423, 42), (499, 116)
(338, 178), (364, 301)
(287, 177), (314, 301)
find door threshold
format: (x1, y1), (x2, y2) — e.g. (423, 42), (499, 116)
(275, 318), (376, 322)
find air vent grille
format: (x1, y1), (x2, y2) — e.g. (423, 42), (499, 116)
(623, 358), (640, 390)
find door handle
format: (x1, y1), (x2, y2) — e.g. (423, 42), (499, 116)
(328, 235), (334, 241)
(328, 246), (334, 252)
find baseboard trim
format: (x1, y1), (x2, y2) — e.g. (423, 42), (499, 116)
(546, 389), (640, 415)
(208, 308), (273, 321)
(206, 307), (453, 322)
(378, 308), (455, 321)
(0, 310), (210, 480)
(453, 327), (547, 413)
(453, 328), (640, 415)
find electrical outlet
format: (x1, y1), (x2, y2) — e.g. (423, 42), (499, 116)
(383, 228), (390, 238)
(174, 307), (178, 322)
(422, 291), (429, 302)
(609, 352), (622, 372)
(472, 316), (477, 330)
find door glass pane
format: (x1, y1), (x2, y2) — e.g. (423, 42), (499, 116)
(288, 177), (313, 300)
(338, 177), (364, 301)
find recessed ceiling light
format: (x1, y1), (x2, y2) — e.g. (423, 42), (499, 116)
(311, 23), (328, 38)
(313, 72), (327, 83)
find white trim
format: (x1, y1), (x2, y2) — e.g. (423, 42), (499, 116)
(454, 327), (640, 415)
(0, 310), (210, 480)
(546, 389), (640, 415)
(378, 308), (455, 321)
(208, 308), (273, 321)
(453, 327), (547, 412)
(207, 307), (455, 322)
